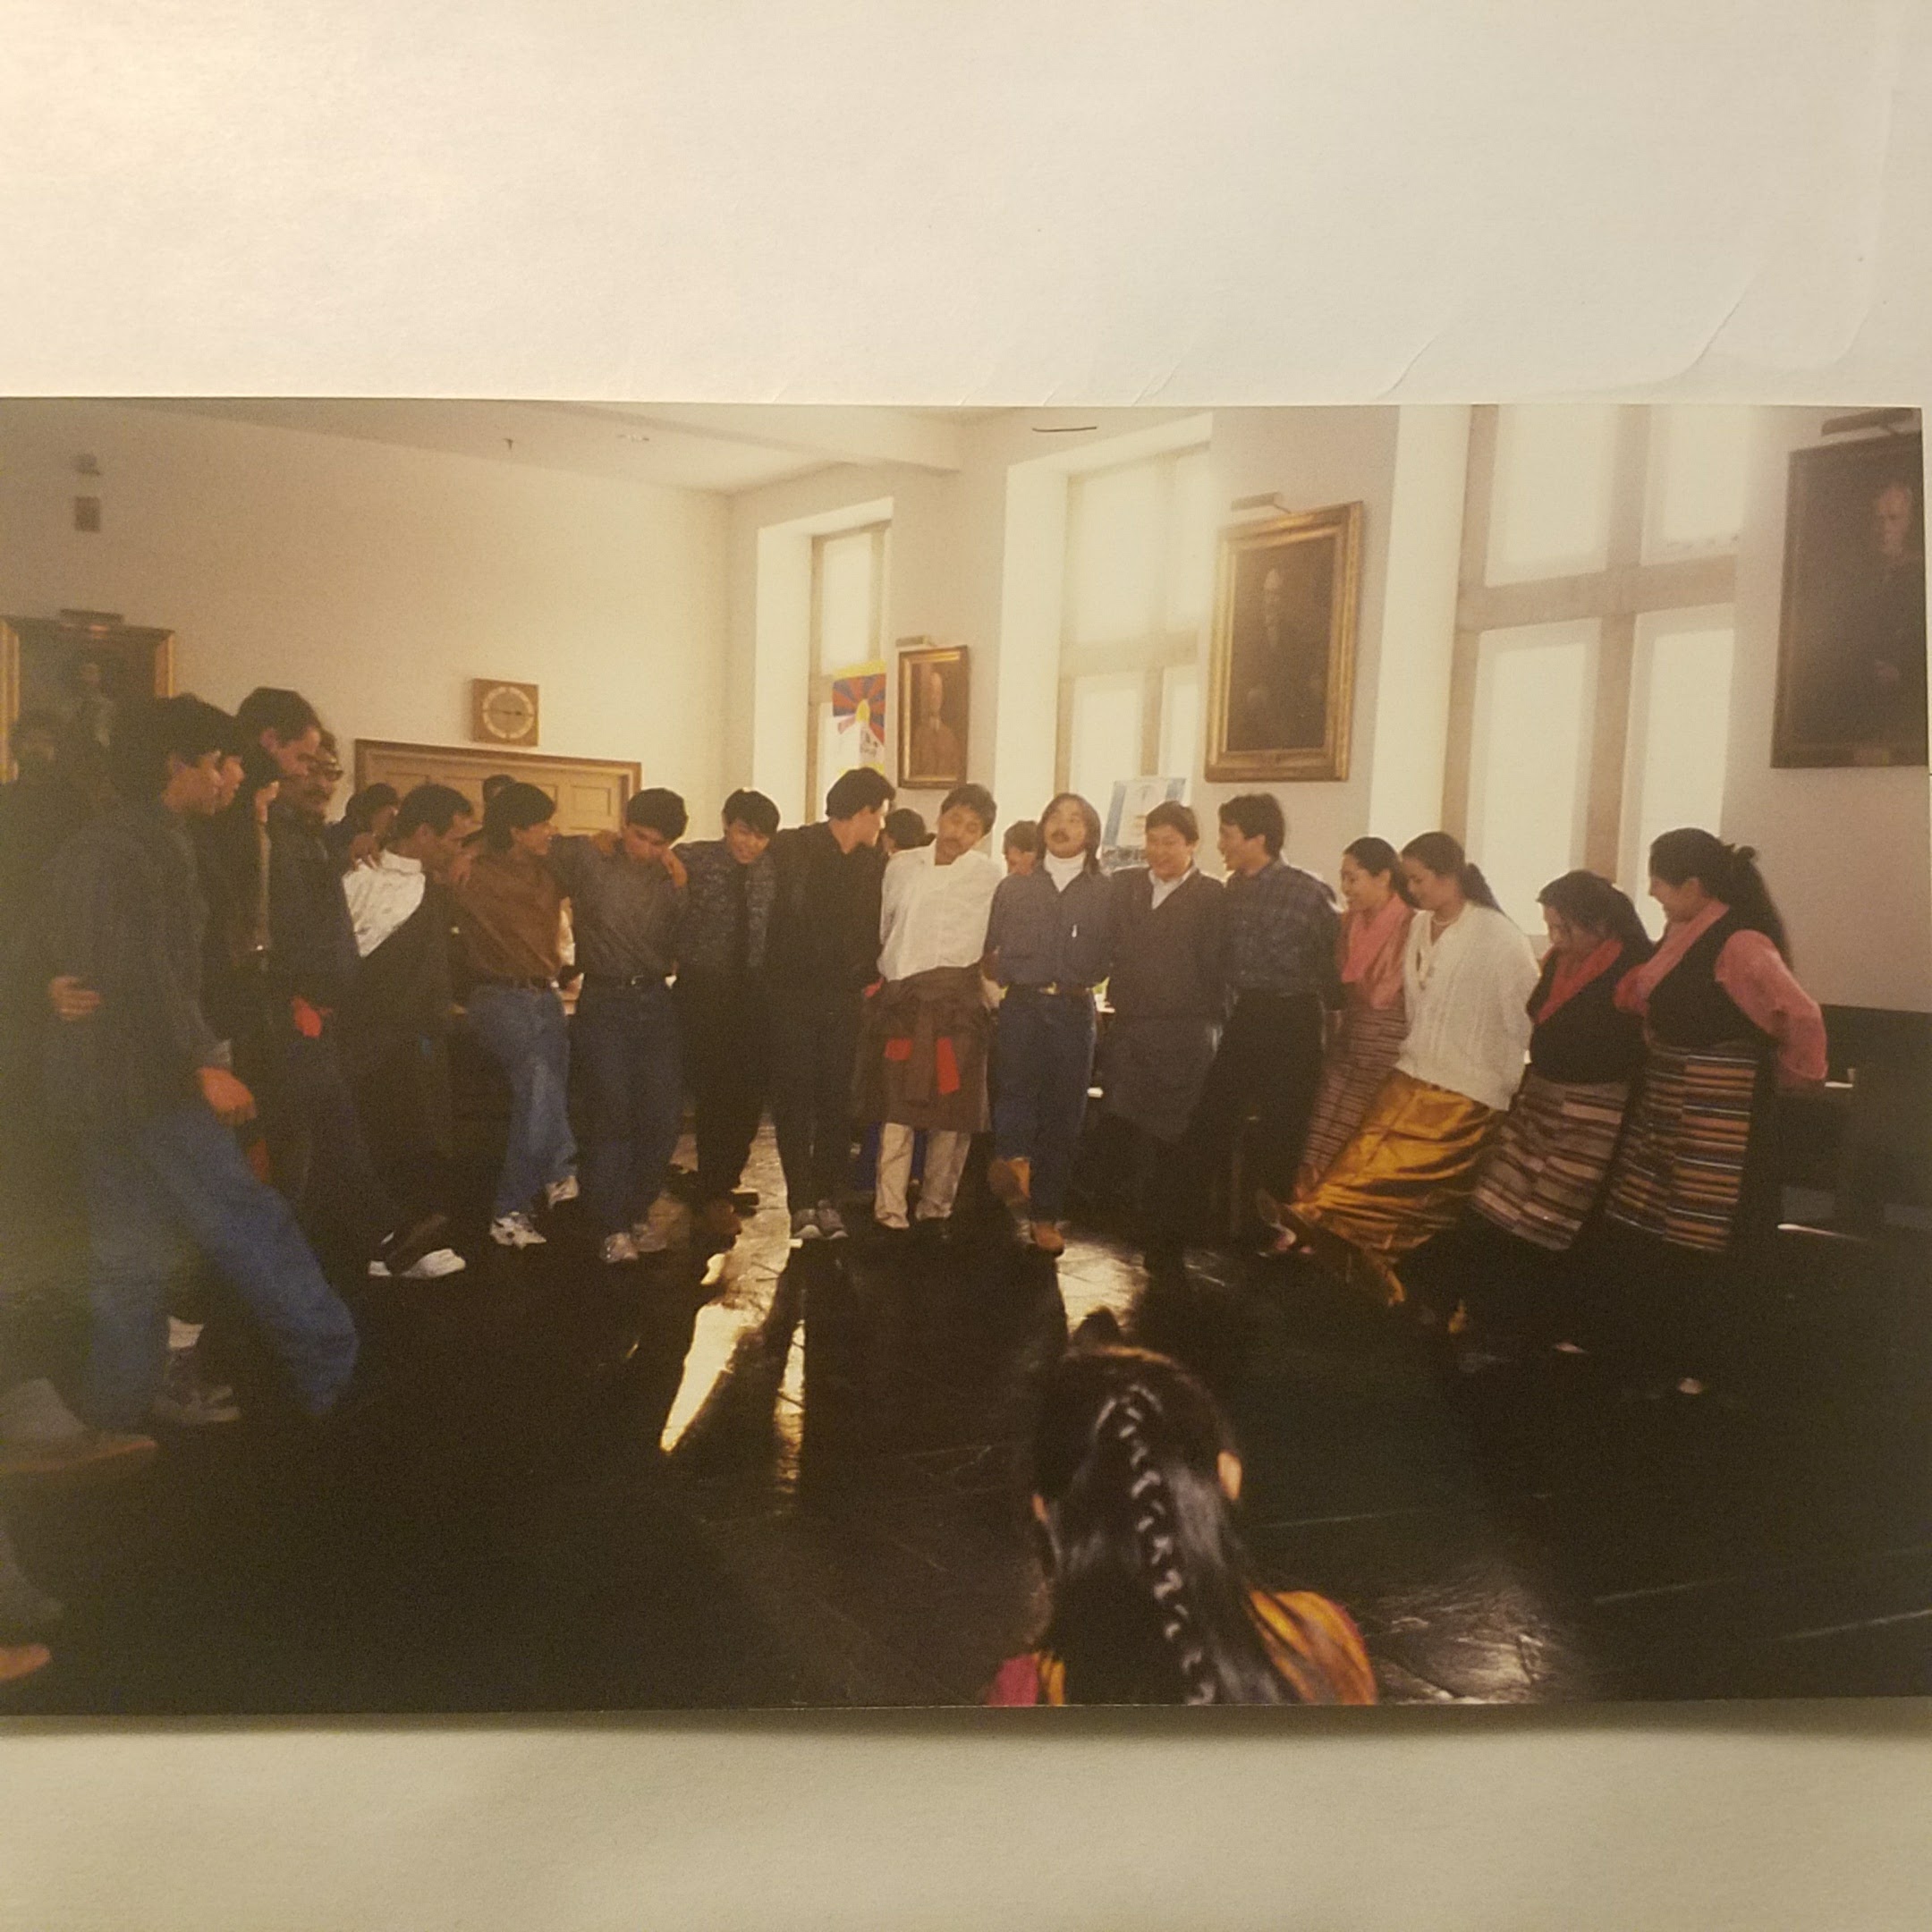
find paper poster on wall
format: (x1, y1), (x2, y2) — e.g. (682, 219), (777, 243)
(829, 660), (887, 770)
(1102, 775), (1189, 869)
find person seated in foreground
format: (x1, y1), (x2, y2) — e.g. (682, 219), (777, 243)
(985, 1319), (1377, 1706)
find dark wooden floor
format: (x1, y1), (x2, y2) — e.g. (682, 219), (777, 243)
(3, 1122), (1929, 1711)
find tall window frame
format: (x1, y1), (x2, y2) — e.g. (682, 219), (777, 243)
(1055, 444), (1211, 799)
(1445, 405), (1741, 897)
(805, 520), (890, 816)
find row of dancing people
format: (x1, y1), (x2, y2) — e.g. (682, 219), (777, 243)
(1257, 828), (1826, 1397)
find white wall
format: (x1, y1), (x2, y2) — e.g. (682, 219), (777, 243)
(1724, 409), (1932, 1012)
(0, 400), (731, 821)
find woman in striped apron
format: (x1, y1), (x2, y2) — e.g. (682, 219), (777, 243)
(1449, 871), (1651, 1358)
(1600, 828), (1826, 1396)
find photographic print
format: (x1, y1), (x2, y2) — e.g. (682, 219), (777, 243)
(1206, 501), (1360, 783)
(896, 640), (969, 788)
(1774, 430), (1927, 767)
(0, 399), (1927, 1720)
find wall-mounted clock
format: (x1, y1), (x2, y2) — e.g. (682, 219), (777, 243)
(471, 678), (540, 747)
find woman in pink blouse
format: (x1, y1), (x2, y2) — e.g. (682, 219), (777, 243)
(1601, 827), (1826, 1395)
(1286, 837), (1416, 1203)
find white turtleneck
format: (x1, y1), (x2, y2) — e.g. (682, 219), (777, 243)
(1044, 851), (1087, 892)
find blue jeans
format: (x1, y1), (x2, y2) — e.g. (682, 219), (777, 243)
(81, 1099), (360, 1428)
(992, 988), (1095, 1219)
(467, 984), (577, 1219)
(575, 979), (683, 1238)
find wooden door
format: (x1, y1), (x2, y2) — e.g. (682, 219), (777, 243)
(352, 740), (639, 835)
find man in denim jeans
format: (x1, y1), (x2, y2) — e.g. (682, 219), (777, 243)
(548, 789), (689, 1265)
(42, 696), (359, 1430)
(452, 783), (577, 1250)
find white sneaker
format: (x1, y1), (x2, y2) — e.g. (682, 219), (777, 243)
(600, 1231), (640, 1265)
(545, 1174), (580, 1208)
(815, 1203), (848, 1241)
(789, 1209), (822, 1245)
(490, 1212), (547, 1249)
(369, 1247), (468, 1280)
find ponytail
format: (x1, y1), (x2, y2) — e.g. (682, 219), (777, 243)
(1458, 862), (1502, 913)
(1648, 827), (1791, 961)
(1032, 1346), (1292, 1705)
(1401, 831), (1501, 913)
(1095, 1388), (1218, 1705)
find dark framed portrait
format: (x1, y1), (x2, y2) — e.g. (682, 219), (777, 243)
(897, 640), (970, 788)
(1774, 433), (1927, 767)
(1206, 501), (1361, 782)
(1, 609), (175, 798)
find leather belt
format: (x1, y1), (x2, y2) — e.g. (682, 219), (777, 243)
(580, 971), (671, 990)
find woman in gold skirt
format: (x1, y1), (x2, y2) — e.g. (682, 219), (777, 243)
(1267, 832), (1538, 1302)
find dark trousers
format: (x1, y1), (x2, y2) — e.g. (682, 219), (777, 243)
(273, 1018), (400, 1259)
(346, 1028), (454, 1223)
(769, 984), (863, 1211)
(678, 970), (769, 1205)
(576, 980), (684, 1239)
(1187, 989), (1326, 1206)
(992, 988), (1096, 1221)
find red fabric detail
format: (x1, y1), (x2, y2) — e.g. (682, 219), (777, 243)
(290, 996), (326, 1040)
(935, 1035), (961, 1095)
(1536, 937), (1623, 1023)
(884, 1037), (913, 1063)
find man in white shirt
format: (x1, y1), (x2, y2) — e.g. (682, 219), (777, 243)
(340, 784), (477, 1279)
(858, 783), (1000, 1231)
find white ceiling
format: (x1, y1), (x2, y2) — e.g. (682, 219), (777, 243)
(134, 398), (1005, 495)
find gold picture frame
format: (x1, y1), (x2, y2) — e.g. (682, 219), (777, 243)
(1, 609), (176, 792)
(1772, 432), (1926, 768)
(896, 640), (970, 789)
(1205, 502), (1361, 783)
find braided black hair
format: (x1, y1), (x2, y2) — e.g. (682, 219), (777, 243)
(1031, 1343), (1294, 1705)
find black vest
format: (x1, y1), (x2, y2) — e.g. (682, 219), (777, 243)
(1526, 947), (1647, 1083)
(1646, 910), (1771, 1051)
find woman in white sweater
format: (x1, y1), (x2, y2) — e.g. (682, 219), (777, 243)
(1268, 832), (1538, 1303)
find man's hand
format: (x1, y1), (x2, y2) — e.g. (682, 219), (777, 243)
(590, 828), (622, 856)
(445, 846), (477, 887)
(197, 1065), (258, 1127)
(661, 847), (688, 891)
(47, 975), (101, 1021)
(346, 829), (382, 868)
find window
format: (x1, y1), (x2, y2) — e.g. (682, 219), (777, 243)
(1055, 445), (1213, 803)
(807, 521), (889, 813)
(1447, 405), (1747, 931)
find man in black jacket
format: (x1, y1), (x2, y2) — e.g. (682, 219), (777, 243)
(674, 787), (779, 1246)
(765, 767), (894, 1241)
(43, 696), (359, 1429)
(233, 687), (445, 1275)
(341, 783), (476, 1279)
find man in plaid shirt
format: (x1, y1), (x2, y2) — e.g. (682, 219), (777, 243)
(1186, 792), (1339, 1232)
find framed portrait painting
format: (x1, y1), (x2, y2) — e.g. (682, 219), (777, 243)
(1773, 432), (1927, 767)
(1206, 501), (1361, 782)
(1, 608), (175, 796)
(897, 640), (969, 788)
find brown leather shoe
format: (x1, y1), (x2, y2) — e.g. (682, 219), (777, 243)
(1029, 1220), (1065, 1256)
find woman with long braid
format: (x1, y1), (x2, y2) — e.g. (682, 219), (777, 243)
(984, 1327), (1375, 1705)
